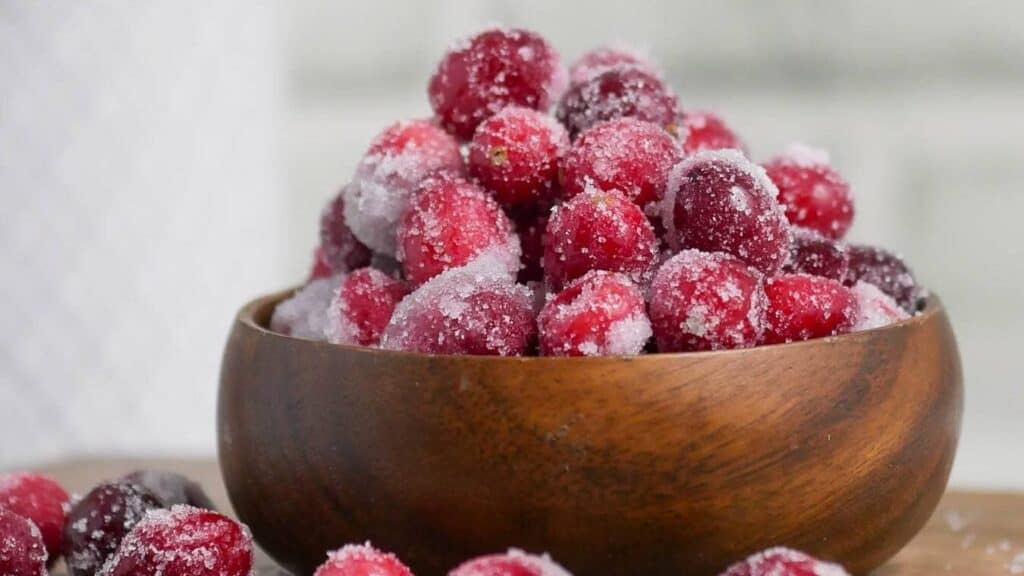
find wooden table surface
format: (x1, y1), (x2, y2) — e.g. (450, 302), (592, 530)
(35, 458), (1024, 576)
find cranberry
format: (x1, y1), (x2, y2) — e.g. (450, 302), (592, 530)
(62, 481), (163, 576)
(319, 188), (372, 274)
(543, 189), (658, 291)
(449, 549), (572, 576)
(556, 65), (679, 138)
(269, 276), (339, 340)
(783, 227), (849, 281)
(325, 267), (408, 346)
(100, 506), (252, 576)
(560, 117), (682, 217)
(568, 45), (661, 87)
(649, 250), (767, 352)
(844, 244), (920, 312)
(122, 470), (216, 510)
(398, 178), (520, 286)
(721, 547), (850, 576)
(310, 246), (335, 280)
(0, 472), (68, 562)
(851, 281), (910, 331)
(763, 274), (858, 344)
(0, 507), (47, 576)
(314, 543), (414, 576)
(538, 270), (651, 356)
(763, 144), (854, 239)
(662, 149), (791, 275)
(680, 110), (746, 155)
(469, 106), (568, 208)
(429, 27), (566, 139)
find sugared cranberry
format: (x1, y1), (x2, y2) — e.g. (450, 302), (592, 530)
(649, 250), (766, 352)
(398, 178), (520, 286)
(721, 547), (850, 576)
(560, 117), (682, 217)
(662, 149), (791, 275)
(429, 28), (566, 139)
(568, 45), (661, 87)
(122, 470), (216, 510)
(538, 270), (651, 356)
(544, 189), (658, 291)
(381, 254), (536, 356)
(783, 227), (849, 281)
(319, 188), (372, 274)
(680, 110), (746, 155)
(763, 274), (858, 344)
(310, 246), (335, 280)
(344, 119), (464, 256)
(314, 543), (414, 576)
(469, 106), (568, 208)
(763, 143), (854, 239)
(325, 268), (408, 346)
(511, 207), (550, 283)
(100, 506), (252, 576)
(62, 481), (163, 576)
(844, 244), (920, 312)
(270, 275), (340, 340)
(449, 549), (572, 576)
(851, 281), (910, 331)
(0, 507), (47, 576)
(556, 65), (679, 138)
(0, 472), (68, 562)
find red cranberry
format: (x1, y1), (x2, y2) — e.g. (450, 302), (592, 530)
(449, 549), (572, 576)
(649, 250), (767, 351)
(662, 149), (791, 275)
(763, 144), (854, 239)
(850, 281), (910, 331)
(319, 188), (372, 274)
(122, 470), (216, 510)
(538, 270), (651, 356)
(62, 481), (163, 576)
(560, 117), (682, 217)
(314, 543), (414, 576)
(721, 547), (850, 576)
(680, 110), (746, 155)
(381, 254), (536, 356)
(568, 45), (661, 87)
(844, 244), (920, 312)
(325, 268), (408, 346)
(556, 65), (679, 139)
(783, 227), (849, 281)
(544, 189), (658, 291)
(429, 28), (566, 139)
(100, 506), (252, 576)
(398, 178), (520, 286)
(0, 507), (47, 576)
(469, 106), (568, 208)
(0, 473), (68, 562)
(763, 274), (858, 344)
(310, 246), (335, 280)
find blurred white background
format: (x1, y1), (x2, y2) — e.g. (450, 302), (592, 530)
(1, 1), (1021, 489)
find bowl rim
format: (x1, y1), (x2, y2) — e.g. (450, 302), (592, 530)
(235, 288), (943, 362)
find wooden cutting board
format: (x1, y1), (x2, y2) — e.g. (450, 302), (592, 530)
(37, 458), (1024, 576)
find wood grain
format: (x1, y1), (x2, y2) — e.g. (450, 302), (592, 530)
(217, 292), (962, 575)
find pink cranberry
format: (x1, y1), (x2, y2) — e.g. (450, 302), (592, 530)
(721, 547), (850, 576)
(429, 27), (566, 139)
(449, 549), (572, 576)
(100, 506), (252, 576)
(397, 177), (520, 286)
(556, 65), (679, 138)
(783, 227), (849, 281)
(326, 268), (408, 346)
(568, 45), (661, 87)
(649, 250), (767, 352)
(763, 144), (854, 239)
(763, 274), (858, 344)
(560, 117), (682, 216)
(0, 472), (68, 562)
(662, 149), (791, 275)
(0, 507), (47, 576)
(544, 189), (658, 291)
(319, 188), (372, 274)
(469, 106), (568, 208)
(851, 281), (910, 331)
(680, 110), (746, 155)
(538, 270), (651, 356)
(314, 543), (414, 576)
(843, 244), (920, 312)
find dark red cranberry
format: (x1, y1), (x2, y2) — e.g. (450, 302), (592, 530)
(783, 227), (849, 281)
(319, 188), (372, 274)
(844, 244), (920, 312)
(122, 470), (216, 510)
(556, 65), (679, 138)
(62, 481), (163, 576)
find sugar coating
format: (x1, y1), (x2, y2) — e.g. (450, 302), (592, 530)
(721, 546), (850, 576)
(556, 65), (679, 138)
(315, 542), (413, 576)
(679, 110), (746, 155)
(843, 244), (920, 312)
(0, 506), (48, 576)
(783, 227), (849, 281)
(319, 187), (372, 274)
(269, 275), (342, 340)
(325, 268), (407, 347)
(63, 480), (163, 576)
(449, 548), (573, 576)
(850, 281), (909, 331)
(568, 44), (661, 87)
(764, 143), (853, 239)
(764, 273), (859, 344)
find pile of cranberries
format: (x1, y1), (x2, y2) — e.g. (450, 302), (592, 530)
(274, 26), (921, 356)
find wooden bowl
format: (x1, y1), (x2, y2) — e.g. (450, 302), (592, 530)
(218, 291), (962, 576)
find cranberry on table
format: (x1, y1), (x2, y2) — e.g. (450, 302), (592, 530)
(720, 547), (850, 576)
(468, 106), (568, 208)
(763, 274), (859, 344)
(543, 189), (659, 291)
(122, 469), (216, 510)
(844, 244), (920, 312)
(568, 45), (661, 87)
(0, 507), (47, 576)
(314, 543), (414, 576)
(325, 267), (408, 346)
(679, 110), (746, 155)
(560, 117), (682, 216)
(850, 280), (910, 331)
(449, 549), (572, 576)
(429, 27), (566, 139)
(0, 472), (69, 563)
(556, 65), (679, 138)
(763, 143), (854, 239)
(397, 177), (520, 286)
(783, 227), (849, 281)
(319, 188), (372, 274)
(662, 149), (791, 276)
